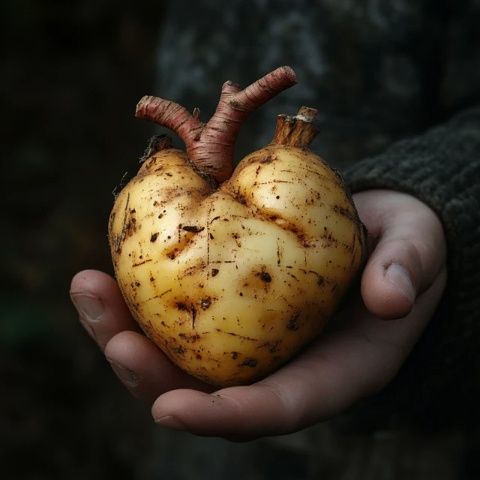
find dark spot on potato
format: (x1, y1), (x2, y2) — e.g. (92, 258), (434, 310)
(231, 352), (238, 360)
(179, 333), (200, 343)
(179, 261), (206, 278)
(175, 302), (197, 328)
(158, 213), (163, 219)
(259, 271), (272, 283)
(191, 306), (197, 328)
(211, 268), (219, 277)
(124, 219), (137, 238)
(259, 341), (281, 353)
(174, 346), (186, 355)
(150, 232), (159, 242)
(269, 342), (280, 353)
(260, 155), (274, 164)
(135, 281), (141, 287)
(196, 353), (202, 360)
(241, 358), (257, 367)
(287, 312), (300, 331)
(150, 276), (155, 282)
(132, 258), (152, 267)
(209, 233), (214, 240)
(182, 225), (205, 233)
(232, 232), (241, 247)
(165, 229), (198, 260)
(234, 190), (247, 205)
(201, 297), (212, 310)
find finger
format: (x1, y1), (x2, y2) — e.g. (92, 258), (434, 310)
(356, 191), (446, 319)
(152, 270), (446, 439)
(104, 331), (211, 404)
(70, 269), (139, 350)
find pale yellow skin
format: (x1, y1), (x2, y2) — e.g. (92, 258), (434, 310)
(109, 145), (366, 386)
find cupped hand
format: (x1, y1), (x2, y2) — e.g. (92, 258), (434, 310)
(70, 190), (447, 440)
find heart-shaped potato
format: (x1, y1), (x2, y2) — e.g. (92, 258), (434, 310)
(109, 67), (366, 386)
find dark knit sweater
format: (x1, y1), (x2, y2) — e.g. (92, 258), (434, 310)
(154, 0), (480, 426)
(345, 106), (480, 428)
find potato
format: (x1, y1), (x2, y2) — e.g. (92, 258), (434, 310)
(108, 67), (366, 386)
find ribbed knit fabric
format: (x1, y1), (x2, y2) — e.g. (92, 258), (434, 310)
(344, 105), (480, 427)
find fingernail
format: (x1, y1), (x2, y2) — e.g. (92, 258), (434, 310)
(107, 359), (139, 388)
(71, 294), (104, 323)
(154, 415), (185, 430)
(385, 263), (416, 302)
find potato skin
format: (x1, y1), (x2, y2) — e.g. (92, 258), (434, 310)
(109, 146), (366, 386)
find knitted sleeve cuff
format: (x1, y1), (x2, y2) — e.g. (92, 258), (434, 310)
(343, 106), (480, 422)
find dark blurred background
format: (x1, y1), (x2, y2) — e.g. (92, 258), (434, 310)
(1, 1), (177, 478)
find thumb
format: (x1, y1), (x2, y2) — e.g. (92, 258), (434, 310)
(358, 193), (446, 320)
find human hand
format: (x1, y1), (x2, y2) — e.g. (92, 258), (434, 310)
(70, 190), (447, 440)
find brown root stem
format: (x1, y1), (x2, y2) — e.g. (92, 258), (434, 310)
(271, 106), (319, 148)
(135, 66), (297, 183)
